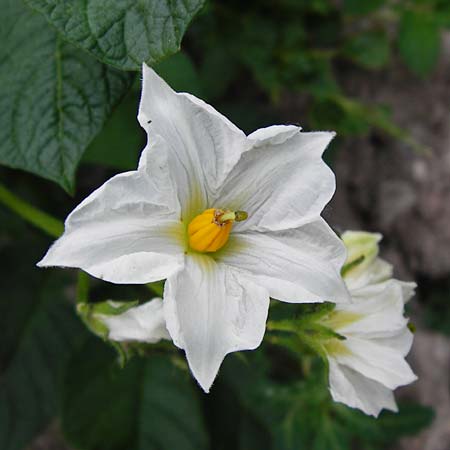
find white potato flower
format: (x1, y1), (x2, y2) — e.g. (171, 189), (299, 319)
(38, 64), (349, 392)
(321, 231), (417, 417)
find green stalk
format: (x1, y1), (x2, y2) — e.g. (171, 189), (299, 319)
(0, 182), (63, 238)
(76, 271), (90, 304)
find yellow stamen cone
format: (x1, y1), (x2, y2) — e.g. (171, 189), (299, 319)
(188, 208), (247, 253)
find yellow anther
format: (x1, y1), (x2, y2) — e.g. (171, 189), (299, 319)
(188, 208), (248, 253)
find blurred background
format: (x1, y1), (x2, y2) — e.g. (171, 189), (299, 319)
(1, 0), (450, 449)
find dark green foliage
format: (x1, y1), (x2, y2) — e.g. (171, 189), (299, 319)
(0, 276), (85, 450)
(25, 0), (206, 71)
(343, 0), (384, 15)
(0, 216), (87, 450)
(0, 0), (134, 192)
(186, 0), (438, 147)
(62, 337), (209, 450)
(82, 88), (144, 171)
(398, 9), (441, 77)
(209, 352), (434, 450)
(343, 30), (390, 70)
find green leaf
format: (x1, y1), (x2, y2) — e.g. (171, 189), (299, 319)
(62, 338), (209, 450)
(221, 353), (432, 450)
(0, 0), (134, 192)
(0, 274), (86, 450)
(334, 402), (434, 442)
(198, 48), (239, 101)
(25, 0), (206, 71)
(0, 207), (49, 367)
(375, 403), (434, 438)
(398, 10), (441, 77)
(156, 52), (204, 98)
(82, 89), (144, 171)
(343, 30), (390, 70)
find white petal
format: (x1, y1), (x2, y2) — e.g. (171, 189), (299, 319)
(218, 219), (350, 303)
(351, 278), (416, 305)
(138, 64), (247, 218)
(101, 298), (171, 343)
(337, 283), (408, 337)
(328, 359), (398, 417)
(398, 281), (417, 303)
(214, 130), (336, 232)
(336, 337), (417, 390)
(38, 139), (184, 283)
(164, 254), (270, 392)
(247, 124), (301, 144)
(345, 257), (393, 292)
(372, 327), (414, 357)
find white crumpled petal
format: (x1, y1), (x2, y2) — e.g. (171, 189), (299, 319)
(352, 278), (417, 305)
(247, 124), (301, 144)
(328, 359), (398, 417)
(219, 218), (349, 303)
(336, 336), (417, 390)
(335, 283), (407, 338)
(138, 64), (248, 217)
(101, 298), (170, 343)
(345, 258), (393, 292)
(38, 138), (184, 284)
(373, 328), (414, 357)
(215, 129), (336, 232)
(164, 254), (270, 392)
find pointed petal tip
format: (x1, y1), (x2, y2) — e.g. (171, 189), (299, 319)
(35, 243), (66, 269)
(36, 251), (52, 268)
(325, 130), (337, 146)
(188, 358), (219, 394)
(410, 371), (419, 384)
(199, 382), (211, 394)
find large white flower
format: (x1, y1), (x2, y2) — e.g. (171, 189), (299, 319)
(321, 231), (417, 417)
(38, 64), (349, 392)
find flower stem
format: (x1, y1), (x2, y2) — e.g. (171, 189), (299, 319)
(0, 182), (63, 238)
(76, 271), (90, 304)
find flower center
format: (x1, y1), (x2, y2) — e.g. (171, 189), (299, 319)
(187, 208), (248, 253)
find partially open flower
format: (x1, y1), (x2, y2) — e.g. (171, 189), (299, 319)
(80, 298), (171, 344)
(321, 231), (417, 417)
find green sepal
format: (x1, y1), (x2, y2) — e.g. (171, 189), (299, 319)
(295, 301), (337, 322)
(82, 300), (139, 317)
(77, 300), (139, 337)
(341, 255), (365, 277)
(267, 304), (345, 364)
(76, 300), (139, 365)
